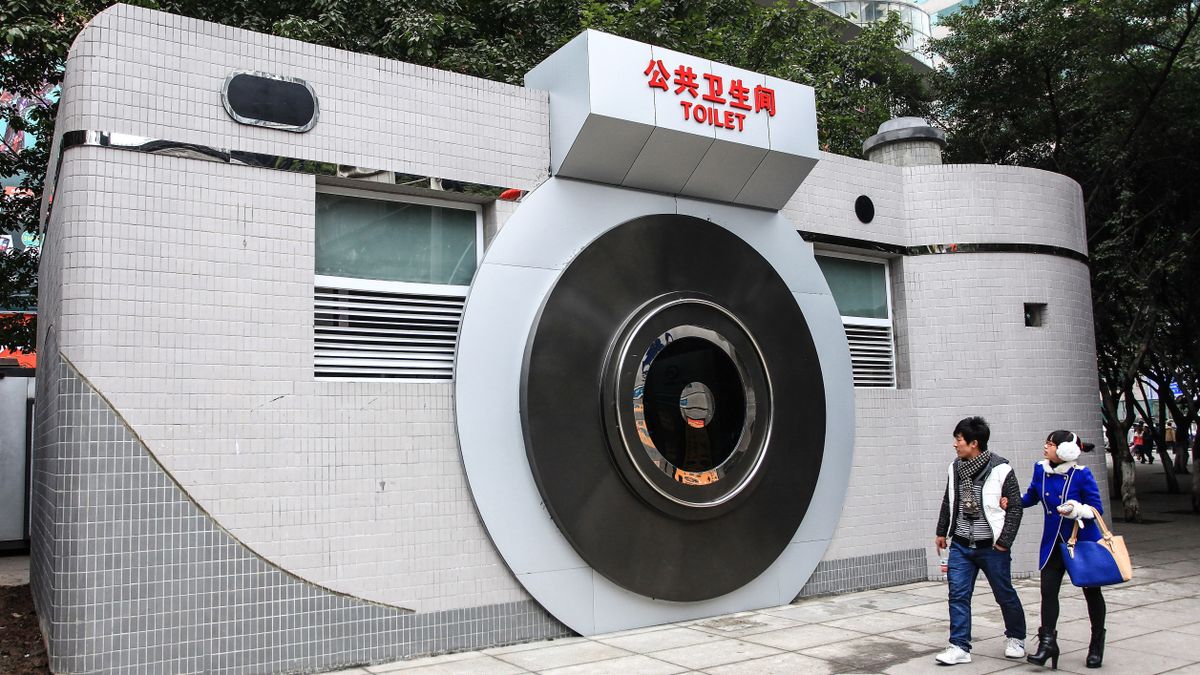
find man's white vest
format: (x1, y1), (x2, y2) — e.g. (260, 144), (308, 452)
(946, 460), (1012, 540)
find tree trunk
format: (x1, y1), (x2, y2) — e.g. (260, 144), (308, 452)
(1100, 385), (1139, 519)
(1157, 439), (1180, 493)
(1174, 444), (1189, 474)
(1121, 456), (1141, 521)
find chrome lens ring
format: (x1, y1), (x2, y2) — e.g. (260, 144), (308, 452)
(606, 298), (772, 513)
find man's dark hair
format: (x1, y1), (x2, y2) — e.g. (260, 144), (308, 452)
(954, 416), (990, 451)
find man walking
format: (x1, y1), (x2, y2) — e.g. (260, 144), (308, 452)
(934, 416), (1026, 665)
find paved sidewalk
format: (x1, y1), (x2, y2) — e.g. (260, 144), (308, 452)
(0, 552), (31, 586)
(330, 461), (1200, 674)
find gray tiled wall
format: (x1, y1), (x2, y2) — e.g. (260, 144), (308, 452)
(797, 549), (927, 597)
(30, 357), (570, 675)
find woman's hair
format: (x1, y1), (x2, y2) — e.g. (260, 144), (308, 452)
(1047, 429), (1096, 453)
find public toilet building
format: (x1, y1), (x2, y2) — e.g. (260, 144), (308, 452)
(33, 5), (1100, 673)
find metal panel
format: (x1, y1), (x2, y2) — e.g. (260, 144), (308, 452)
(524, 30), (820, 210)
(455, 177), (853, 635)
(0, 373), (32, 545)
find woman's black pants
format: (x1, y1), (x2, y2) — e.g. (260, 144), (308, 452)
(1041, 544), (1106, 630)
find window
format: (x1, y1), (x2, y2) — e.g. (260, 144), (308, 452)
(815, 253), (896, 388)
(314, 186), (483, 380)
(1024, 302), (1047, 327)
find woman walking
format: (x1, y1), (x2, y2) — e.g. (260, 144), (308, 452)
(1021, 430), (1107, 669)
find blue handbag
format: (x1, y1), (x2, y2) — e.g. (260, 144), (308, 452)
(1059, 513), (1133, 587)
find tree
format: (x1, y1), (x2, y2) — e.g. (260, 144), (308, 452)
(930, 0), (1200, 521)
(1, 0), (926, 352)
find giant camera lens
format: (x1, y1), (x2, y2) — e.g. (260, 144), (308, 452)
(520, 214), (828, 602)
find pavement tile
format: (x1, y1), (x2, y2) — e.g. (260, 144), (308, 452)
(880, 620), (957, 648)
(885, 582), (952, 600)
(1049, 645), (1194, 675)
(391, 656), (528, 675)
(1103, 582), (1194, 606)
(1122, 566), (1183, 585)
(323, 670), (370, 675)
(649, 638), (781, 670)
(591, 623), (674, 640)
(883, 581), (944, 594)
(1103, 605), (1197, 630)
(539, 654), (686, 675)
(1166, 622), (1200, 637)
(843, 591), (946, 612)
(823, 610), (934, 634)
(738, 623), (864, 651)
(494, 641), (630, 671)
(971, 634), (1085, 662)
(367, 651), (483, 672)
(704, 651), (836, 674)
(758, 599), (873, 623)
(1055, 616), (1156, 644)
(1142, 555), (1200, 570)
(686, 611), (801, 637)
(0, 555), (29, 586)
(483, 637), (588, 656)
(1161, 665), (1200, 674)
(898, 608), (1007, 645)
(799, 634), (938, 672)
(596, 627), (713, 653)
(1108, 628), (1200, 659)
(882, 651), (1020, 674)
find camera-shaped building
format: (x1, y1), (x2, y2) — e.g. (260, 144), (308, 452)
(33, 5), (1101, 673)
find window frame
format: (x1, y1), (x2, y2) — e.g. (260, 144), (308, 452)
(313, 185), (485, 382)
(814, 250), (894, 327)
(815, 250), (897, 389)
(314, 184), (485, 296)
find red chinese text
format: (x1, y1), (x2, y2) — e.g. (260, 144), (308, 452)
(643, 60), (776, 132)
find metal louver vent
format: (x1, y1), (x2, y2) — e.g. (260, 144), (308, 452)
(315, 284), (465, 380)
(844, 322), (895, 388)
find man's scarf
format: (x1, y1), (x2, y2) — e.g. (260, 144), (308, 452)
(955, 450), (992, 482)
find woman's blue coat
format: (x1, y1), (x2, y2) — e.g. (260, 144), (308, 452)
(1021, 460), (1104, 569)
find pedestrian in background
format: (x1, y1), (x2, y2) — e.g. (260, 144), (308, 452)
(1132, 424), (1147, 464)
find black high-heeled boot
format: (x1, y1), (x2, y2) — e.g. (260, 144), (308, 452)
(1086, 628), (1106, 668)
(1027, 627), (1060, 669)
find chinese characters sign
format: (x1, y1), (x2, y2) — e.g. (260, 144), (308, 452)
(644, 59), (776, 132)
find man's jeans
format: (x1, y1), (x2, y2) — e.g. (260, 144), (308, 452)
(947, 540), (1026, 651)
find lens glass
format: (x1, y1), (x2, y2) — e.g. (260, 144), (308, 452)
(642, 337), (746, 474)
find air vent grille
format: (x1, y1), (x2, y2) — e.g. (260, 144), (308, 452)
(315, 285), (464, 380)
(844, 322), (895, 388)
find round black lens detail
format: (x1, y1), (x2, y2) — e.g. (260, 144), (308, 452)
(644, 340), (740, 471)
(521, 215), (827, 602)
(855, 195), (875, 223)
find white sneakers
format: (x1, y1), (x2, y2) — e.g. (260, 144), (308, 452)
(935, 645), (972, 665)
(935, 640), (1023, 665)
(1005, 637), (1026, 658)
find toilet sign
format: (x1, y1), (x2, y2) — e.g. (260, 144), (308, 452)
(525, 30), (818, 210)
(643, 58), (776, 132)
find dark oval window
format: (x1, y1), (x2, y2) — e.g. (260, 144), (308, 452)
(855, 195), (875, 223)
(222, 72), (318, 132)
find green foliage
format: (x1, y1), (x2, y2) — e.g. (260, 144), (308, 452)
(1, 0), (927, 353)
(930, 0), (1200, 512)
